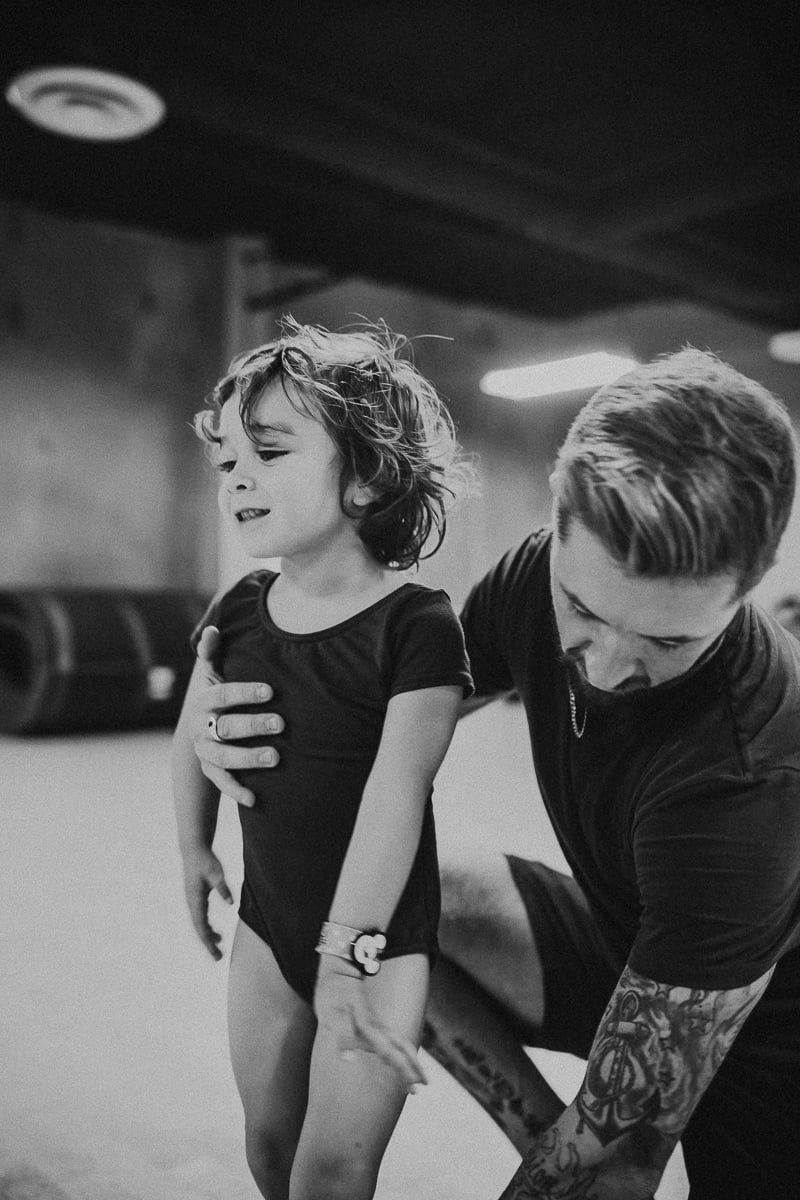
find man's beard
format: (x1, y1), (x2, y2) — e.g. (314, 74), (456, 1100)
(561, 651), (656, 715)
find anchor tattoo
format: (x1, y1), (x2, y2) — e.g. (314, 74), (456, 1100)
(577, 989), (661, 1144)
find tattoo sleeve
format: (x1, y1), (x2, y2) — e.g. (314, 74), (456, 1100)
(497, 962), (774, 1199)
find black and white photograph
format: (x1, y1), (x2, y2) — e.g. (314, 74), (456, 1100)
(2, 4), (799, 1198)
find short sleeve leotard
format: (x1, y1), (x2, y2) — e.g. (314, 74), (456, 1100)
(195, 571), (473, 1001)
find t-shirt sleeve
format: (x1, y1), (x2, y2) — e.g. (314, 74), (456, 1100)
(630, 768), (800, 989)
(459, 532), (549, 699)
(188, 572), (267, 655)
(386, 590), (474, 700)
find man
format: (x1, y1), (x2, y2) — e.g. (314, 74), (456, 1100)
(190, 350), (800, 1198)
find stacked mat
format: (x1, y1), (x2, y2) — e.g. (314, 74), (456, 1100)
(0, 588), (210, 734)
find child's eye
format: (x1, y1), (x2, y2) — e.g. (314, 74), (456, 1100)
(257, 448), (289, 463)
(215, 459), (235, 474)
(651, 638), (684, 652)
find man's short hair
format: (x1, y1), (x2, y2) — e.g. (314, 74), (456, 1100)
(550, 348), (797, 598)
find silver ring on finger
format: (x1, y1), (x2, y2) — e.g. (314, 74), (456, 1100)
(207, 715), (224, 741)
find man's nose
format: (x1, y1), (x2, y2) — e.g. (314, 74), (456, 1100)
(581, 631), (646, 692)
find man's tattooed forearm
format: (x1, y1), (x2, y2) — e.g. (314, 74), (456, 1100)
(576, 963), (771, 1147)
(498, 1126), (599, 1200)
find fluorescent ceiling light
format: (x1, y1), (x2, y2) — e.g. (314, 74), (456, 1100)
(5, 66), (165, 141)
(480, 352), (639, 400)
(768, 331), (800, 364)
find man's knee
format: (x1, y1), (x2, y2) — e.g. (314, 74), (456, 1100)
(437, 848), (545, 1028)
(439, 849), (523, 948)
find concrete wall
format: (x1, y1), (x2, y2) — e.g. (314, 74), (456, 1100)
(0, 202), (224, 593)
(2, 204), (798, 618)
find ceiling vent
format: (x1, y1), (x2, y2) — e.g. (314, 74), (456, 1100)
(5, 66), (165, 141)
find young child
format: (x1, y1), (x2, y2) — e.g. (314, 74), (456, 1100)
(171, 318), (474, 1200)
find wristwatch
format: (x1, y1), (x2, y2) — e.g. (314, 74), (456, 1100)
(316, 921), (387, 975)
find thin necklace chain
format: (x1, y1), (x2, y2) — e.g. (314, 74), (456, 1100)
(568, 683), (587, 738)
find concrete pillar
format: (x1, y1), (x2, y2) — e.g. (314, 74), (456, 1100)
(217, 236), (281, 590)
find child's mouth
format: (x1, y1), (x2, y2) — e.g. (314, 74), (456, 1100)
(236, 508), (270, 523)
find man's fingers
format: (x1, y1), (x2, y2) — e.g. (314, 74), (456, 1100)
(197, 628), (224, 685)
(197, 625), (220, 658)
(205, 680), (274, 708)
(214, 712), (284, 740)
(192, 635), (280, 811)
(196, 625), (221, 664)
(197, 737), (279, 772)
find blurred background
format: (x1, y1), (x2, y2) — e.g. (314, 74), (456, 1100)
(1, 2), (799, 1197)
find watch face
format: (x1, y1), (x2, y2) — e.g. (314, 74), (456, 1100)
(352, 932), (387, 974)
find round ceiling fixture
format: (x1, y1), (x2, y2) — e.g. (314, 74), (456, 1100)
(768, 331), (800, 364)
(5, 66), (165, 141)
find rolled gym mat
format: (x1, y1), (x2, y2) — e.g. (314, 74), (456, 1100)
(0, 588), (210, 734)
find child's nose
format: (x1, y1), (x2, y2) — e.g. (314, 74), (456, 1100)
(226, 471), (255, 491)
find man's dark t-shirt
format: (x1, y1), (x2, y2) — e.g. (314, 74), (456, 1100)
(460, 529), (800, 994)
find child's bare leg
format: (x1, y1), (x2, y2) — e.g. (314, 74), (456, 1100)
(228, 920), (316, 1199)
(291, 953), (429, 1200)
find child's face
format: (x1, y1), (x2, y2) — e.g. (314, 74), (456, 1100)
(215, 380), (363, 564)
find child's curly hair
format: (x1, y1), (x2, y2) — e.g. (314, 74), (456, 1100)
(195, 316), (475, 569)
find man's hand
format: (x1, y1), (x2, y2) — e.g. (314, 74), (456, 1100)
(180, 844), (234, 960)
(191, 625), (284, 808)
(313, 959), (428, 1094)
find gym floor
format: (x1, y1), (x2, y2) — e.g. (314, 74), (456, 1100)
(1, 702), (687, 1199)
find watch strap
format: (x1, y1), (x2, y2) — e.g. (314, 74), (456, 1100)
(316, 921), (387, 975)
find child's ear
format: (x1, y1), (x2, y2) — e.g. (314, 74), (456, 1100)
(348, 480), (379, 509)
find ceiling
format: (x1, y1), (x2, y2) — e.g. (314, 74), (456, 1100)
(1, 0), (798, 329)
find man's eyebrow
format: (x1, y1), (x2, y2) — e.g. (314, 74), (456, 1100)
(560, 584), (701, 645)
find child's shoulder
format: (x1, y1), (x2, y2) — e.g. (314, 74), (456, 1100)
(380, 582), (466, 649)
(221, 568), (277, 603)
(385, 580), (459, 619)
(208, 569), (276, 630)
(382, 582), (473, 695)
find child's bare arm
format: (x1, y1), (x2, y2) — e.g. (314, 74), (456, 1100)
(328, 684), (462, 927)
(314, 683), (463, 1085)
(171, 658), (233, 959)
